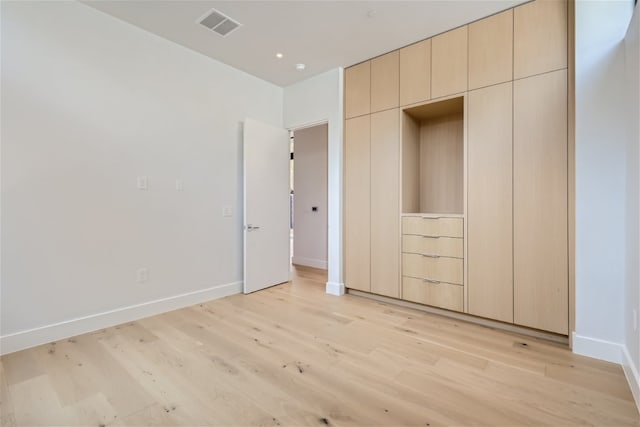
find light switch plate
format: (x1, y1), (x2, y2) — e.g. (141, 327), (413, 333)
(137, 176), (148, 190)
(223, 205), (232, 217)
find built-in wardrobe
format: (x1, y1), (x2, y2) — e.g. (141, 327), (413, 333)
(344, 0), (572, 336)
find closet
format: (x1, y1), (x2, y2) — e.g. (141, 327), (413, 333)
(344, 0), (571, 336)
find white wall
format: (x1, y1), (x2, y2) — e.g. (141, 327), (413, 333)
(0, 1), (282, 353)
(623, 4), (640, 407)
(574, 0), (634, 361)
(293, 124), (328, 269)
(283, 68), (344, 295)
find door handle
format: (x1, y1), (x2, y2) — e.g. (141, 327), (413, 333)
(246, 224), (261, 231)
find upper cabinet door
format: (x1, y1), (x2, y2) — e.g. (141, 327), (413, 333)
(400, 39), (431, 106)
(432, 26), (468, 99)
(345, 61), (371, 119)
(514, 0), (567, 79)
(468, 10), (513, 90)
(513, 69), (568, 335)
(371, 51), (400, 113)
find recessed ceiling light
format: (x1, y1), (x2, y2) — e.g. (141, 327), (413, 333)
(276, 52), (283, 59)
(367, 9), (377, 18)
(295, 63), (306, 71)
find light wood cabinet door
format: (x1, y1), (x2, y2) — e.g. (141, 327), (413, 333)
(432, 26), (468, 98)
(468, 10), (513, 90)
(400, 39), (431, 106)
(514, 0), (567, 79)
(371, 109), (400, 297)
(345, 61), (371, 118)
(514, 70), (568, 335)
(345, 115), (371, 291)
(371, 51), (399, 113)
(468, 82), (514, 323)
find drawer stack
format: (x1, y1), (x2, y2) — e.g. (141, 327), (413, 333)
(401, 215), (464, 311)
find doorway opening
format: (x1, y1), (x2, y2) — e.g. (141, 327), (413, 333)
(289, 123), (329, 275)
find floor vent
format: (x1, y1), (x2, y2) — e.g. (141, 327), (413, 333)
(197, 8), (241, 37)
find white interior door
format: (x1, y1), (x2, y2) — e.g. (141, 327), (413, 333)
(243, 118), (291, 293)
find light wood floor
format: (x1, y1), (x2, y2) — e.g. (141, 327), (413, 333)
(1, 266), (638, 426)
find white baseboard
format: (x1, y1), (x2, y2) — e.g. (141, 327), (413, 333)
(0, 281), (242, 356)
(622, 345), (640, 411)
(292, 256), (327, 270)
(325, 281), (345, 296)
(571, 332), (624, 363)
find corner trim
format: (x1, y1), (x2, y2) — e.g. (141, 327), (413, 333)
(0, 281), (242, 355)
(325, 281), (345, 296)
(571, 332), (623, 363)
(622, 345), (640, 411)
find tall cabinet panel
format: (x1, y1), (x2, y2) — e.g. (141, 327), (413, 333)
(345, 61), (371, 119)
(468, 82), (513, 323)
(345, 115), (371, 292)
(371, 51), (400, 113)
(514, 70), (568, 334)
(371, 109), (400, 297)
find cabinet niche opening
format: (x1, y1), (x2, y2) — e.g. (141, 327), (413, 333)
(402, 96), (464, 214)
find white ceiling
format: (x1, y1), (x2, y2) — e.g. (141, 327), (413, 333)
(84, 0), (527, 87)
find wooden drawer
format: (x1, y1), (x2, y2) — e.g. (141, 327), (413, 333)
(402, 235), (463, 258)
(402, 216), (463, 237)
(402, 276), (463, 311)
(402, 253), (463, 285)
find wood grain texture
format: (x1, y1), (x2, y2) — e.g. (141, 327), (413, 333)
(419, 113), (464, 214)
(431, 26), (468, 99)
(514, 0), (568, 79)
(371, 51), (400, 113)
(400, 39), (431, 106)
(567, 0), (576, 343)
(345, 115), (371, 292)
(402, 235), (463, 259)
(401, 112), (421, 213)
(402, 277), (463, 311)
(467, 82), (514, 324)
(371, 109), (400, 298)
(514, 69), (568, 335)
(1, 265), (637, 426)
(468, 9), (513, 90)
(403, 253), (464, 285)
(402, 216), (463, 238)
(345, 61), (371, 118)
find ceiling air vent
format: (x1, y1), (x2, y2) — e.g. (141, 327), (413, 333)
(198, 8), (241, 37)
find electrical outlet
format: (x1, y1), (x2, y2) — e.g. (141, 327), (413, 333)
(634, 309), (638, 332)
(175, 179), (184, 191)
(136, 268), (148, 283)
(223, 205), (232, 217)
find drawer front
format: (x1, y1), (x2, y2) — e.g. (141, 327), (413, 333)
(402, 253), (463, 285)
(402, 216), (463, 237)
(402, 235), (463, 258)
(402, 276), (463, 311)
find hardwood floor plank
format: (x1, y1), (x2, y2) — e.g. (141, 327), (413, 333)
(1, 266), (637, 426)
(0, 361), (16, 427)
